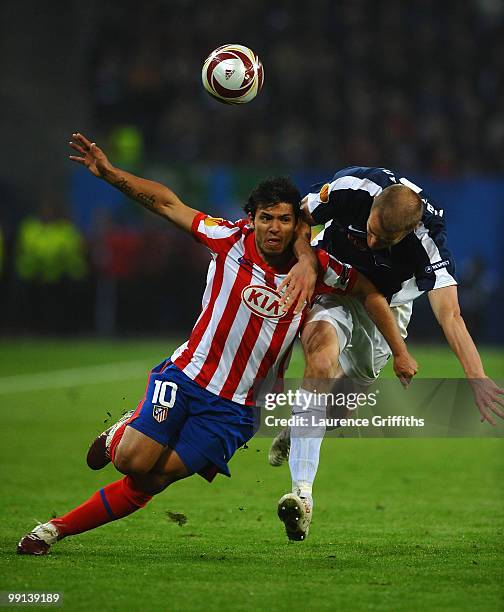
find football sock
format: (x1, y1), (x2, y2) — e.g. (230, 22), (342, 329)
(51, 476), (152, 538)
(109, 422), (128, 463)
(289, 387), (327, 504)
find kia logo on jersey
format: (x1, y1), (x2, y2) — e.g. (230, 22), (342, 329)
(241, 284), (285, 319)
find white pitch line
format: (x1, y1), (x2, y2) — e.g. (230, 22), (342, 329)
(0, 360), (153, 395)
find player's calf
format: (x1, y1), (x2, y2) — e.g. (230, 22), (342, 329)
(130, 448), (191, 494)
(17, 457), (191, 556)
(17, 475), (154, 555)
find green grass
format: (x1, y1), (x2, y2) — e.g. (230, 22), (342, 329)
(0, 340), (503, 611)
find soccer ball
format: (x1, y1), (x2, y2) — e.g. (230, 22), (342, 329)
(201, 44), (264, 104)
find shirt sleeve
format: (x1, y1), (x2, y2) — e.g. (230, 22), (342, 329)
(414, 208), (457, 292)
(191, 213), (245, 254)
(306, 174), (382, 225)
(314, 249), (357, 294)
(305, 183), (335, 225)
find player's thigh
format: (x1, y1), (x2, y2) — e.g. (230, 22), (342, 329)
(171, 397), (256, 481)
(115, 361), (190, 475)
(152, 446), (190, 481)
(301, 319), (342, 380)
(114, 426), (165, 475)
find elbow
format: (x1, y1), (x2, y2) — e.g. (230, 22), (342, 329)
(352, 274), (375, 302)
(360, 291), (380, 313)
(437, 306), (463, 329)
(355, 290), (368, 304)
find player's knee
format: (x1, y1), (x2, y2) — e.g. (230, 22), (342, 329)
(305, 350), (338, 378)
(114, 448), (152, 476)
(302, 322), (340, 379)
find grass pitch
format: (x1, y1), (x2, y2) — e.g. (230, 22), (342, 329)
(0, 340), (503, 611)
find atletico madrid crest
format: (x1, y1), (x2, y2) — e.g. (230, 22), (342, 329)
(153, 405), (169, 423)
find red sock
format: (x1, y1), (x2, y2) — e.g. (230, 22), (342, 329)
(109, 423), (127, 463)
(51, 476), (152, 538)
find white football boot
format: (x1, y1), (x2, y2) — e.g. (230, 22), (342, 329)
(268, 427), (291, 466)
(277, 492), (312, 541)
(17, 522), (60, 555)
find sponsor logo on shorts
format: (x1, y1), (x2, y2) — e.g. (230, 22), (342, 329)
(425, 259), (450, 273)
(241, 284), (285, 319)
(153, 405), (169, 423)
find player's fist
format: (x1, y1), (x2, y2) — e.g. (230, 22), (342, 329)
(393, 351), (418, 388)
(68, 132), (113, 179)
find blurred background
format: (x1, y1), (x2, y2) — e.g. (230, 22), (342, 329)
(0, 0), (503, 342)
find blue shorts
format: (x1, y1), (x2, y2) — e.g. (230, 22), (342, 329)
(128, 360), (258, 481)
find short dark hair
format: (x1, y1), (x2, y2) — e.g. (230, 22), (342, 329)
(244, 177), (301, 221)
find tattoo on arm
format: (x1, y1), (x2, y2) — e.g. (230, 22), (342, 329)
(114, 177), (134, 198)
(137, 193), (156, 209)
(113, 178), (156, 211)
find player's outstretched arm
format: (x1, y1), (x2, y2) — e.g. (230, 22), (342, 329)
(68, 132), (200, 232)
(351, 272), (418, 387)
(278, 207), (318, 314)
(428, 285), (504, 425)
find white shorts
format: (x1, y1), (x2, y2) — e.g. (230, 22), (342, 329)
(305, 294), (413, 386)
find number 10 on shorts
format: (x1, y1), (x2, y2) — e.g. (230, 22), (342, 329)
(152, 380), (178, 408)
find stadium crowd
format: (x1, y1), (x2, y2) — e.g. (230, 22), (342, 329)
(88, 0), (504, 174)
(1, 0), (503, 338)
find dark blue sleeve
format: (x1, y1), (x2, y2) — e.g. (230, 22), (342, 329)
(415, 203), (457, 291)
(306, 167), (383, 226)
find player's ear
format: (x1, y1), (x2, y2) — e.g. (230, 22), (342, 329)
(248, 212), (254, 227)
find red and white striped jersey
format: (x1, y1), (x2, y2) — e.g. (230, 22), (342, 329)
(171, 214), (356, 405)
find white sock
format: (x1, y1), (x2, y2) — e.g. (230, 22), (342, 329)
(288, 387), (327, 505)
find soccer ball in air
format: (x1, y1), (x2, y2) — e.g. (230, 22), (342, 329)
(201, 44), (264, 104)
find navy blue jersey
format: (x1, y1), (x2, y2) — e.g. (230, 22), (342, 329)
(307, 166), (457, 305)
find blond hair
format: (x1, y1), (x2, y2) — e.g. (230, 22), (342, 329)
(371, 184), (423, 233)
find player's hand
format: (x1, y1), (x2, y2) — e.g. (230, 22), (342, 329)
(68, 133), (113, 179)
(468, 377), (504, 426)
(392, 352), (418, 388)
(278, 256), (317, 314)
